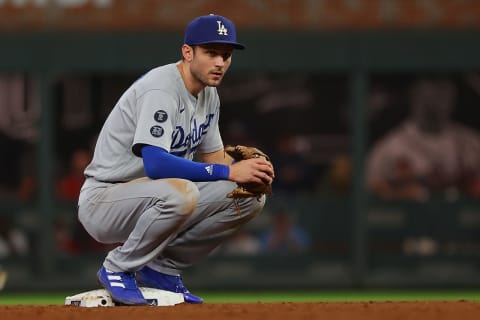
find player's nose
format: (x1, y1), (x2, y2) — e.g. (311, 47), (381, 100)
(214, 56), (226, 67)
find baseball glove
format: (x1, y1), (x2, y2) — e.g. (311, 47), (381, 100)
(224, 145), (273, 199)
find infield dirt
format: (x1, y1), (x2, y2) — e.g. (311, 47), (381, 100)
(2, 301), (480, 320)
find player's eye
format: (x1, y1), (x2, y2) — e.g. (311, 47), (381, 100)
(222, 52), (232, 61)
(204, 48), (231, 61)
(206, 50), (217, 57)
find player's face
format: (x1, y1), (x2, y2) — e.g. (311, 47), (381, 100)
(190, 44), (233, 87)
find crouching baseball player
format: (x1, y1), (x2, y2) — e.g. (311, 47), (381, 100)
(77, 14), (274, 306)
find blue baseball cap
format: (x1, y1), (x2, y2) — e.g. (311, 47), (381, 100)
(184, 14), (245, 50)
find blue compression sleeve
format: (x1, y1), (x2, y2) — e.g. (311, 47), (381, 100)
(141, 145), (230, 181)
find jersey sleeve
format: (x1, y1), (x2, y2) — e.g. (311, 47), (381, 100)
(132, 89), (178, 157)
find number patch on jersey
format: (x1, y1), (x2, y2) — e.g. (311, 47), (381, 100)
(150, 125), (165, 138)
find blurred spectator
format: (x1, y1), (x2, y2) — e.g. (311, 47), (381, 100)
(367, 75), (480, 201)
(270, 134), (315, 196)
(56, 148), (91, 202)
(222, 120), (257, 147)
(0, 216), (29, 259)
(317, 153), (352, 198)
(220, 229), (261, 256)
(0, 74), (39, 142)
(0, 135), (25, 196)
(53, 147), (89, 255)
(54, 218), (78, 255)
(0, 137), (37, 202)
(55, 147), (112, 254)
(0, 73), (39, 199)
(259, 209), (310, 254)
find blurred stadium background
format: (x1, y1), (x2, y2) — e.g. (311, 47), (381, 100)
(1, 0), (480, 293)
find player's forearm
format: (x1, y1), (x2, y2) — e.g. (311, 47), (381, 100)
(197, 149), (234, 165)
(142, 145), (229, 181)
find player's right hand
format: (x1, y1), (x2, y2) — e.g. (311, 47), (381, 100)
(228, 158), (275, 185)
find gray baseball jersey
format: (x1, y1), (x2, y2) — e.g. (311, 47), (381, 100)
(78, 62), (266, 275)
(84, 62), (223, 183)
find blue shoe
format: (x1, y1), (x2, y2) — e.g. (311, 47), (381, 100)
(136, 266), (203, 304)
(97, 266), (148, 306)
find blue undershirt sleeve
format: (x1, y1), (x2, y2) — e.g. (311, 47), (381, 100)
(141, 145), (230, 181)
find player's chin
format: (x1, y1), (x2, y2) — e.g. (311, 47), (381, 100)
(206, 78), (223, 87)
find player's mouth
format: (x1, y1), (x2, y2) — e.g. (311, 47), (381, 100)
(211, 71), (223, 79)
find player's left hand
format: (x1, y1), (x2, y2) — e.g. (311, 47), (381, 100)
(224, 145), (274, 199)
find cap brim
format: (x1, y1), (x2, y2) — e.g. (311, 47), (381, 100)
(188, 40), (246, 50)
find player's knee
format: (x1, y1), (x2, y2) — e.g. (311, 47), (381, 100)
(240, 195), (266, 219)
(78, 214), (110, 243)
(87, 229), (110, 243)
(166, 179), (199, 216)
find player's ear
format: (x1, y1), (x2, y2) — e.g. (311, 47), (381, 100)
(182, 45), (194, 62)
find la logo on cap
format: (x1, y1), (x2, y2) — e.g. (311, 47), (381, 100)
(184, 14), (245, 49)
(217, 21), (228, 36)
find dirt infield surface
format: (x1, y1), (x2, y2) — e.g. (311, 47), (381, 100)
(2, 301), (480, 320)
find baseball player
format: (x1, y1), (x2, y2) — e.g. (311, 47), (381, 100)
(77, 14), (274, 306)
